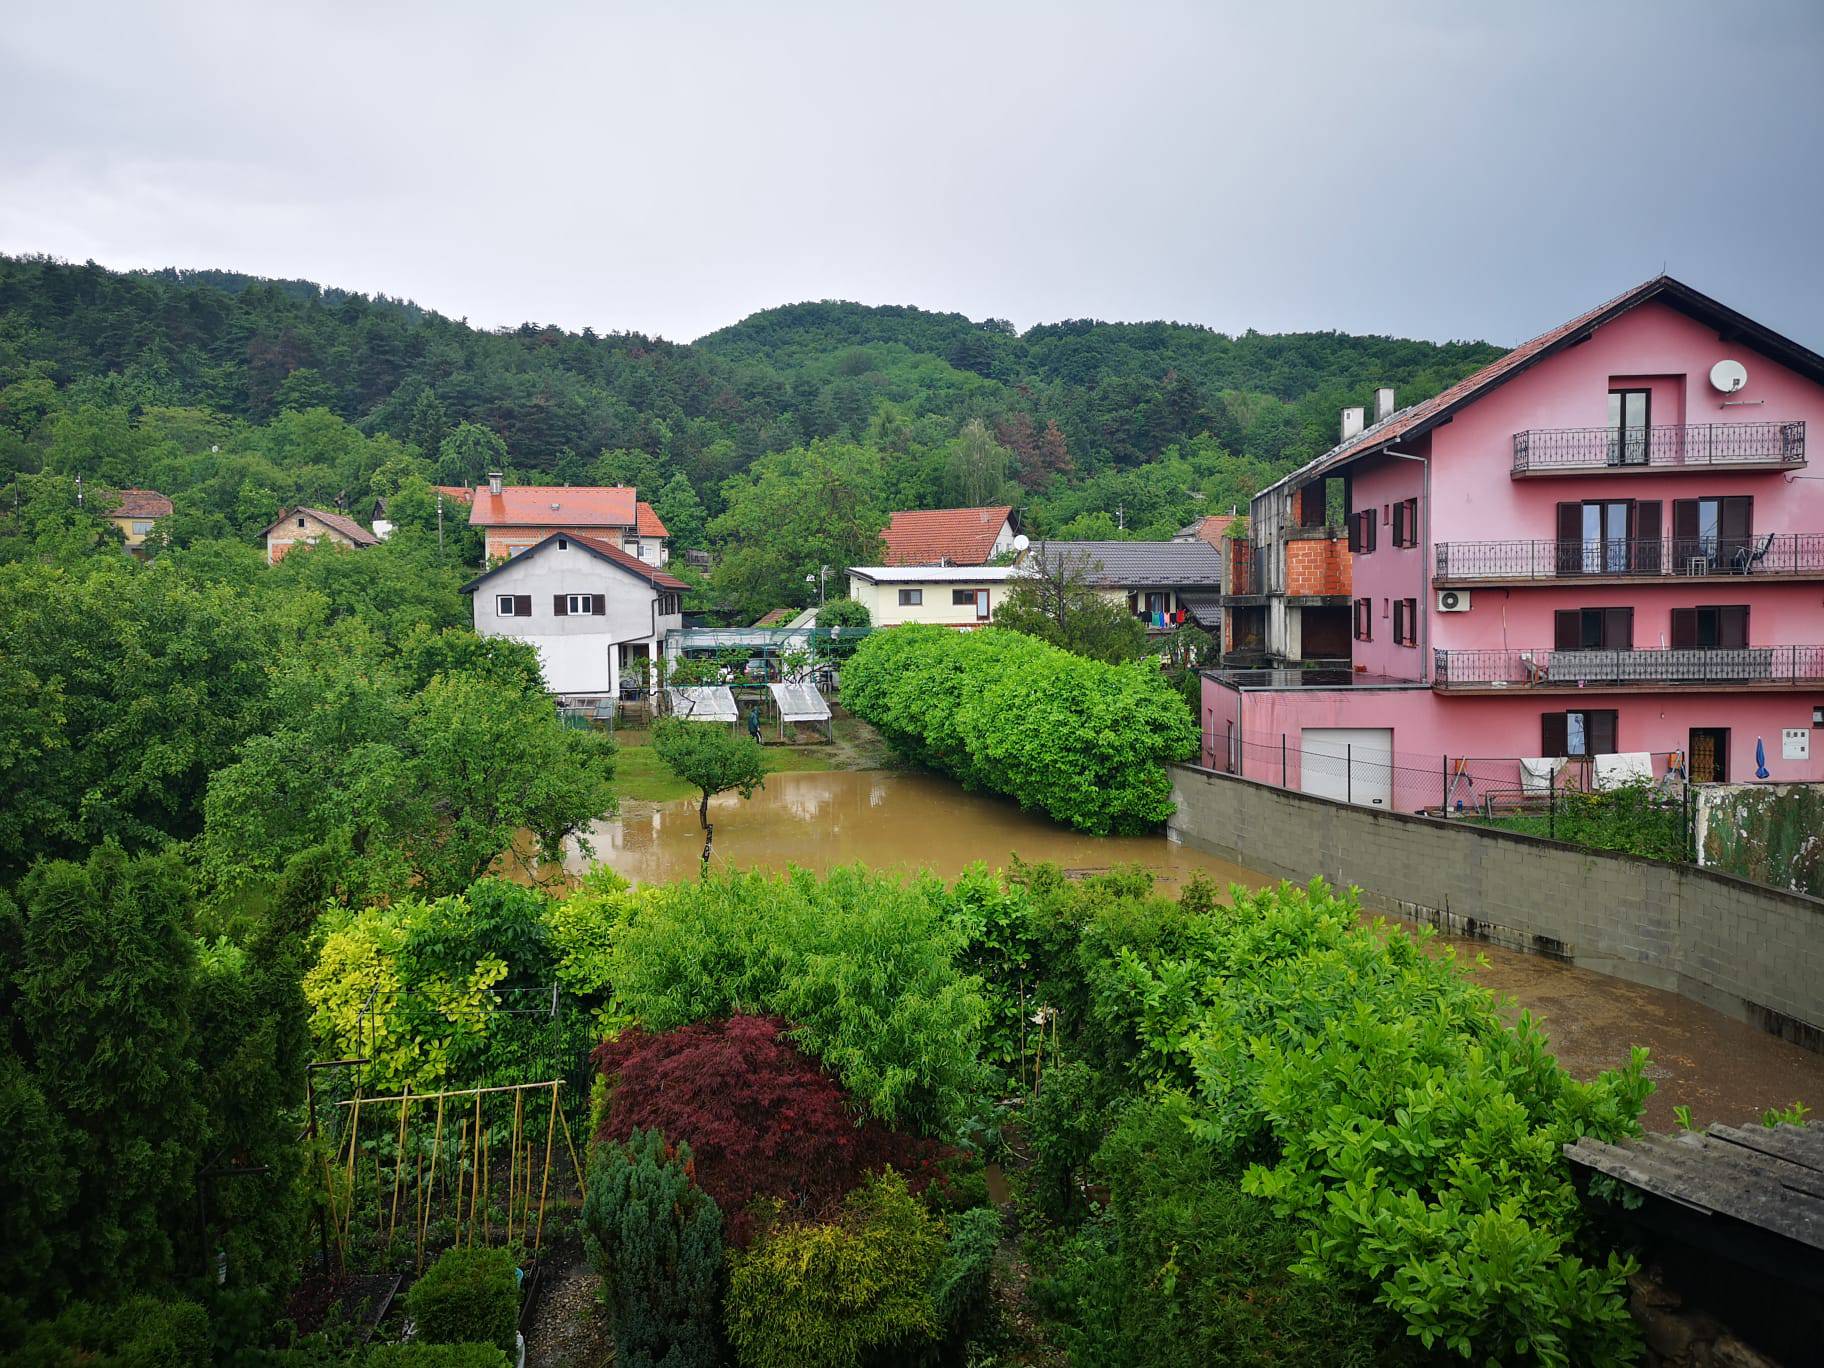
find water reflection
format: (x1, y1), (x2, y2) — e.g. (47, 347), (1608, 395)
(563, 770), (1824, 1128)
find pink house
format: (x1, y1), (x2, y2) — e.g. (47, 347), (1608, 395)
(1205, 276), (1824, 804)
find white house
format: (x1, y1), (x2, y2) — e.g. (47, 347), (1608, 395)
(462, 532), (686, 700)
(845, 565), (1016, 628)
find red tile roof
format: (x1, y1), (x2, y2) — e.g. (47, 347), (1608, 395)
(882, 505), (1013, 566)
(261, 507), (379, 547)
(635, 501), (669, 537)
(1181, 514), (1236, 547)
(435, 485), (474, 506)
(110, 488), (173, 518)
(571, 534), (689, 590)
(466, 484), (636, 528)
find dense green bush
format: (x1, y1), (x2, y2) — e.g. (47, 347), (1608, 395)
(928, 1206), (1002, 1353)
(1086, 878), (1650, 1365)
(581, 1130), (723, 1368)
(364, 1346), (512, 1368)
(1020, 1060), (1108, 1227)
(724, 1171), (947, 1368)
(0, 1294), (211, 1367)
(405, 1247), (519, 1356)
(842, 625), (1197, 834)
(606, 866), (987, 1135)
(1031, 1094), (1411, 1367)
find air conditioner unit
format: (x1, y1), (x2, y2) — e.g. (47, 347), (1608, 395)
(1436, 589), (1471, 613)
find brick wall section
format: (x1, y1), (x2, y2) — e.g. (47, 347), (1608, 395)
(1285, 536), (1351, 596)
(1166, 763), (1824, 1052)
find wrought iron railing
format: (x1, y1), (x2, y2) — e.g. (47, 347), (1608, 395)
(1433, 645), (1824, 688)
(1435, 533), (1824, 581)
(1511, 421), (1805, 473)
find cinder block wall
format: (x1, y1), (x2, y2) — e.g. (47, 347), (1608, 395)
(1167, 763), (1824, 1052)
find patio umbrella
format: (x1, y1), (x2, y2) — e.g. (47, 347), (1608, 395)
(1755, 736), (1770, 779)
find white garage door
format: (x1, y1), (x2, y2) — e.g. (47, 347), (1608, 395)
(1300, 727), (1394, 807)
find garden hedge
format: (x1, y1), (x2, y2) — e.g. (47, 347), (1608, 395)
(405, 1247), (519, 1356)
(841, 625), (1197, 834)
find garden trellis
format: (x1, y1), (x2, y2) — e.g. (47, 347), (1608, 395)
(322, 1080), (588, 1273)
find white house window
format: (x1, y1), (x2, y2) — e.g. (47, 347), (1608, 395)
(498, 595), (517, 616)
(131, 519), (154, 535)
(558, 537), (568, 550)
(898, 588), (922, 606)
(568, 594), (594, 615)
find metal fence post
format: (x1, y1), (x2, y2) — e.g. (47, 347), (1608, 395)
(1281, 733), (1288, 788)
(1442, 755), (1448, 812)
(1346, 744), (1352, 804)
(1548, 766), (1556, 841)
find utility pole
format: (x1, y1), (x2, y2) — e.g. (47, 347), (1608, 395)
(437, 492), (444, 562)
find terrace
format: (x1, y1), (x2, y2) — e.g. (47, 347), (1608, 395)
(1510, 421), (1805, 476)
(1432, 644), (1824, 691)
(1434, 533), (1824, 585)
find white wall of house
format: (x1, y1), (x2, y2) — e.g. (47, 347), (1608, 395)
(469, 537), (682, 698)
(848, 571), (1010, 627)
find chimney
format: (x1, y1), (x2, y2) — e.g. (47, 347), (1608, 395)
(1374, 387), (1396, 423)
(487, 471), (503, 496)
(1341, 406), (1366, 441)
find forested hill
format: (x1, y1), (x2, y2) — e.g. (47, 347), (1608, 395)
(0, 253), (1504, 613)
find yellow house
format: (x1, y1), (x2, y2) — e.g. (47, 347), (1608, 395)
(845, 565), (1015, 628)
(108, 488), (173, 551)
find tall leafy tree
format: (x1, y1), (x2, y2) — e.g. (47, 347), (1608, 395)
(993, 544), (1148, 663)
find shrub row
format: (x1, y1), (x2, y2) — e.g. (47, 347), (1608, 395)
(841, 625), (1197, 834)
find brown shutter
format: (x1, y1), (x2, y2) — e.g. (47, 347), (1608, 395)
(1554, 610), (1580, 650)
(1672, 500), (1698, 562)
(1720, 497), (1752, 565)
(1719, 605), (1748, 649)
(1556, 502), (1583, 575)
(1589, 711), (1618, 754)
(515, 594), (531, 616)
(1365, 511), (1377, 552)
(1670, 607), (1696, 649)
(1541, 712), (1568, 757)
(553, 594), (568, 616)
(1346, 513), (1361, 553)
(1634, 500), (1661, 573)
(1604, 608), (1633, 649)
(592, 593), (606, 616)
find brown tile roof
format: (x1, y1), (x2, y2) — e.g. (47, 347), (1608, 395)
(110, 488), (173, 518)
(635, 501), (669, 537)
(435, 485), (474, 506)
(1282, 273), (1824, 487)
(262, 507), (380, 547)
(570, 534), (690, 590)
(466, 484), (636, 528)
(882, 505), (1013, 566)
(753, 608), (793, 627)
(1177, 514), (1236, 547)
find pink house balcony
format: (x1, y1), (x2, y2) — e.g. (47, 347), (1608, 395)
(1434, 533), (1824, 585)
(1510, 421), (1805, 476)
(1432, 645), (1824, 691)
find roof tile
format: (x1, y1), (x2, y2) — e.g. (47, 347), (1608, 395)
(882, 505), (1012, 565)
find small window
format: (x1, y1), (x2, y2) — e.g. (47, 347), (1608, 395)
(898, 588), (923, 606)
(1352, 597), (1372, 642)
(1555, 607), (1633, 651)
(1393, 597), (1417, 646)
(1346, 509), (1378, 554)
(567, 594), (591, 615)
(952, 589), (976, 606)
(558, 537), (568, 550)
(1392, 498), (1418, 548)
(1543, 709), (1619, 758)
(1672, 605), (1749, 650)
(497, 595), (517, 616)
(297, 516), (306, 529)
(132, 519), (154, 535)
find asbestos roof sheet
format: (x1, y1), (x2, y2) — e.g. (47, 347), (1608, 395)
(664, 686), (738, 723)
(769, 681), (831, 723)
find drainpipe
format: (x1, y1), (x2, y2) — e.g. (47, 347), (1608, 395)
(1378, 448), (1430, 680)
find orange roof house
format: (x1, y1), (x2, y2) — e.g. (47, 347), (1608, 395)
(106, 488), (174, 551)
(262, 506), (380, 564)
(882, 505), (1016, 566)
(460, 472), (670, 566)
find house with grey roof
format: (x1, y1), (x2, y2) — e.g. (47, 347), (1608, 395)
(1026, 539), (1225, 633)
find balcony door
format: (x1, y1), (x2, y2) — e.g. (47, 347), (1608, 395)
(1558, 500), (1657, 575)
(1672, 496), (1752, 573)
(1608, 388), (1651, 466)
(1688, 728), (1729, 783)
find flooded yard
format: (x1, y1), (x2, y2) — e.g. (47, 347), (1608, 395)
(567, 769), (1824, 1130)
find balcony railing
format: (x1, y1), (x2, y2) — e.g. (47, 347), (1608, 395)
(1435, 533), (1824, 582)
(1511, 421), (1805, 474)
(1432, 645), (1824, 689)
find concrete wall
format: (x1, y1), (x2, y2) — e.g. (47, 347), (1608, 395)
(1166, 761), (1824, 1051)
(1697, 782), (1824, 897)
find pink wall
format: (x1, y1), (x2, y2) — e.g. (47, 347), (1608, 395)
(1346, 452), (1427, 678)
(1202, 675), (1824, 787)
(1439, 580), (1823, 651)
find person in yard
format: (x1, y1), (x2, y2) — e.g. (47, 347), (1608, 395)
(747, 706), (762, 743)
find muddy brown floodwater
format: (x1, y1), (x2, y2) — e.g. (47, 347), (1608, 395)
(568, 770), (1824, 1130)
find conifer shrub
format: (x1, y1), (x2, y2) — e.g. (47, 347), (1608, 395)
(724, 1170), (947, 1368)
(580, 1129), (723, 1368)
(592, 1015), (946, 1247)
(405, 1247), (518, 1356)
(929, 1205), (1003, 1352)
(3, 1294), (212, 1367)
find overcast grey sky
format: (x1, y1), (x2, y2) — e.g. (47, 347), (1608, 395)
(3, 1), (1821, 346)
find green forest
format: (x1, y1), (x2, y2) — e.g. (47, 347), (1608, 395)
(0, 254), (1500, 617)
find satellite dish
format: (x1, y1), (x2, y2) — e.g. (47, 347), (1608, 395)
(1012, 533), (1031, 553)
(1710, 359), (1748, 393)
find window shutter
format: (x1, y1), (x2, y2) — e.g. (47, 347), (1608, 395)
(553, 594), (568, 617)
(1719, 605), (1749, 649)
(1670, 607), (1696, 649)
(1672, 499), (1699, 548)
(1589, 711), (1618, 754)
(1391, 599), (1403, 643)
(592, 593), (606, 616)
(1554, 610), (1580, 651)
(1541, 712), (1568, 757)
(1346, 513), (1361, 553)
(1364, 511), (1377, 553)
(1605, 608), (1633, 649)
(1635, 501), (1661, 573)
(516, 595), (531, 616)
(1555, 502), (1583, 575)
(1721, 496), (1752, 544)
